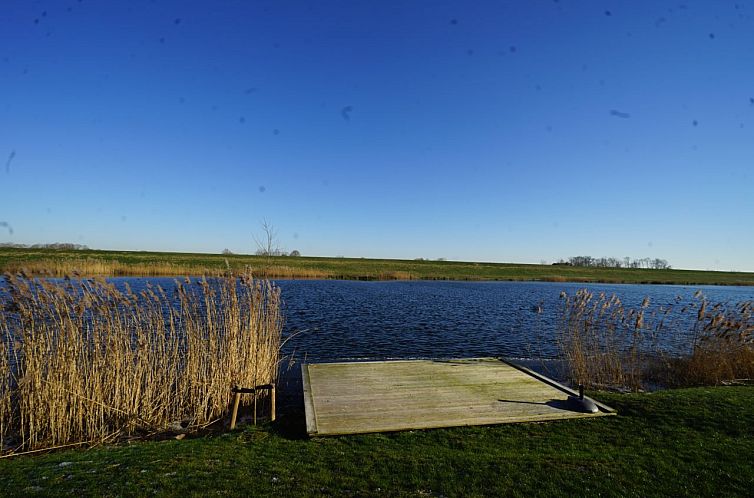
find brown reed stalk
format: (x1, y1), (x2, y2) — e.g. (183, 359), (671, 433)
(557, 290), (638, 390)
(0, 270), (282, 453)
(558, 289), (754, 391)
(0, 319), (11, 451)
(656, 299), (754, 387)
(1, 259), (334, 280)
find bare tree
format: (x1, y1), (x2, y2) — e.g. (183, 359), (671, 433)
(253, 219), (283, 258)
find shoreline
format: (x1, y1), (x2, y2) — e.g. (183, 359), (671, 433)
(2, 247), (754, 286)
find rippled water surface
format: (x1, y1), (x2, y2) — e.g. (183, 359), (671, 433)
(275, 280), (754, 362)
(5, 278), (754, 363)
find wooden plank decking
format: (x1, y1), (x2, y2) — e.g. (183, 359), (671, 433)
(302, 357), (615, 436)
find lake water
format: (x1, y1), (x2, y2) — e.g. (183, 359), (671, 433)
(3, 277), (753, 363)
(275, 280), (754, 362)
(74, 278), (752, 363)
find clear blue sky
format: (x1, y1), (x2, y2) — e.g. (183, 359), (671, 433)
(1, 1), (753, 271)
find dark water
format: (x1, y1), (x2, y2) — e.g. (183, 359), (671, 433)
(59, 278), (749, 363)
(276, 280), (754, 362)
(3, 277), (753, 363)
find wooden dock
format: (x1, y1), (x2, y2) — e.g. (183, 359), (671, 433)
(302, 357), (615, 436)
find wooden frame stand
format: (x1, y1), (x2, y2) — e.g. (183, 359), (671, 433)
(230, 383), (276, 430)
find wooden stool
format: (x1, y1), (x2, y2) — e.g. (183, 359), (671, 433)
(230, 384), (276, 430)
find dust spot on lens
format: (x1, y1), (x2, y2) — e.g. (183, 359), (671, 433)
(709, 33), (715, 39)
(692, 119), (698, 126)
(0, 221), (12, 235)
(609, 109), (631, 119)
(604, 10), (612, 16)
(258, 186), (266, 193)
(450, 19), (458, 25)
(121, 216), (127, 222)
(466, 49), (474, 56)
(5, 150), (15, 174)
(239, 116), (246, 124)
(509, 45), (517, 53)
(341, 106), (353, 121)
(273, 129), (280, 135)
(174, 18), (181, 25)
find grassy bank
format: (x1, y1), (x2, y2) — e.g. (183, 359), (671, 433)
(0, 387), (752, 496)
(2, 247), (753, 285)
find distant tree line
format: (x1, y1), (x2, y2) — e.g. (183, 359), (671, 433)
(0, 242), (90, 250)
(553, 256), (671, 270)
(253, 248), (301, 257)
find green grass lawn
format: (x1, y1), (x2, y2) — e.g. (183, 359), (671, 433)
(1, 387), (752, 496)
(2, 247), (753, 285)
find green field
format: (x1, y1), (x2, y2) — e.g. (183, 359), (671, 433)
(0, 387), (752, 496)
(1, 247), (753, 285)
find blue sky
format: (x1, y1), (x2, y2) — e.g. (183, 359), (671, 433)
(1, 1), (753, 271)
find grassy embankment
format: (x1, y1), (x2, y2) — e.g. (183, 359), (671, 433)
(2, 247), (753, 285)
(0, 387), (752, 496)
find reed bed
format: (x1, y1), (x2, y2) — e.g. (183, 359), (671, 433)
(1, 259), (226, 277)
(376, 271), (415, 280)
(257, 265), (333, 279)
(0, 271), (282, 454)
(558, 289), (754, 391)
(1, 258), (334, 280)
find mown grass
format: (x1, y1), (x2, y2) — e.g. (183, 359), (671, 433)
(0, 387), (752, 496)
(2, 247), (753, 285)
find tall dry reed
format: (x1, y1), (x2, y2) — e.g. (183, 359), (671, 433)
(1, 258), (334, 280)
(558, 289), (754, 390)
(557, 290), (646, 390)
(0, 270), (282, 453)
(0, 326), (10, 451)
(652, 297), (754, 387)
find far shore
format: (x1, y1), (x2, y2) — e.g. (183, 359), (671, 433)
(1, 247), (753, 286)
